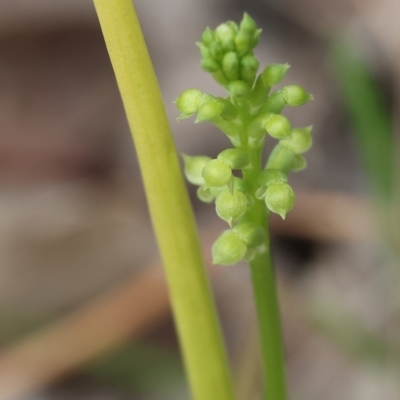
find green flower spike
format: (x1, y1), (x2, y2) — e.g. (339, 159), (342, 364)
(202, 159), (232, 188)
(174, 13), (314, 400)
(265, 182), (295, 219)
(215, 189), (248, 227)
(212, 230), (247, 265)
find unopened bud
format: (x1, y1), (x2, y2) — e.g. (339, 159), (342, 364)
(202, 159), (232, 187)
(282, 85), (313, 107)
(212, 70), (230, 86)
(212, 230), (247, 265)
(182, 154), (212, 185)
(281, 126), (313, 154)
(228, 80), (251, 97)
(196, 186), (215, 203)
(196, 98), (223, 122)
(222, 52), (240, 81)
(215, 23), (236, 51)
(266, 143), (297, 174)
(292, 155), (307, 172)
(200, 58), (220, 73)
(216, 189), (248, 226)
(209, 42), (224, 59)
(175, 89), (203, 118)
(201, 27), (214, 46)
(235, 30), (252, 55)
(217, 148), (250, 170)
(261, 90), (287, 114)
(265, 182), (295, 219)
(240, 13), (257, 34)
(265, 114), (292, 140)
(258, 169), (288, 187)
(233, 222), (267, 248)
(240, 54), (259, 84)
(262, 64), (290, 86)
(196, 42), (210, 58)
(248, 113), (273, 141)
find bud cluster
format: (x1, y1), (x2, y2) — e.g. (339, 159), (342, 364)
(197, 13), (262, 95)
(176, 14), (314, 265)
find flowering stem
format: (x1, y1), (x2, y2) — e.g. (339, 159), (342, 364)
(243, 146), (287, 400)
(92, 1), (235, 399)
(249, 236), (287, 400)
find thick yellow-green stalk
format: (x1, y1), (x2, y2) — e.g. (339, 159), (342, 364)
(92, 1), (235, 399)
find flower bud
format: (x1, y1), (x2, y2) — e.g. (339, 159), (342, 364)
(261, 90), (287, 114)
(200, 58), (220, 73)
(202, 159), (232, 187)
(282, 85), (313, 107)
(248, 75), (270, 106)
(228, 80), (251, 97)
(251, 29), (262, 48)
(216, 189), (248, 226)
(248, 113), (273, 141)
(212, 70), (230, 86)
(201, 27), (215, 46)
(195, 98), (223, 122)
(262, 64), (290, 86)
(217, 148), (250, 170)
(175, 89), (203, 118)
(215, 23), (236, 51)
(222, 52), (240, 81)
(196, 185), (215, 203)
(240, 54), (259, 84)
(212, 230), (247, 265)
(265, 114), (292, 140)
(255, 186), (267, 200)
(233, 222), (267, 248)
(292, 155), (307, 172)
(235, 30), (252, 55)
(240, 13), (257, 34)
(258, 169), (288, 187)
(266, 143), (297, 174)
(281, 126), (313, 154)
(196, 42), (210, 58)
(265, 182), (295, 219)
(182, 154), (212, 185)
(209, 42), (224, 59)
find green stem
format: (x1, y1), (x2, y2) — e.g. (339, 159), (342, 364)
(243, 147), (287, 400)
(249, 236), (287, 400)
(92, 2), (235, 400)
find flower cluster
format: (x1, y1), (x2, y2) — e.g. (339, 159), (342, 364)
(175, 14), (313, 265)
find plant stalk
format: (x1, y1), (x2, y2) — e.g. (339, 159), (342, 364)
(249, 238), (287, 400)
(92, 1), (235, 399)
(243, 147), (287, 400)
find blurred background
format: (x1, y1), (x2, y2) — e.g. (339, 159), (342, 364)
(0, 0), (399, 399)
